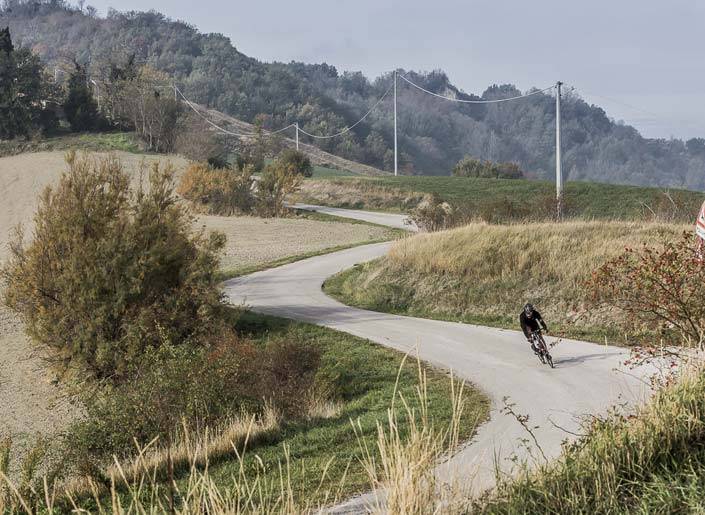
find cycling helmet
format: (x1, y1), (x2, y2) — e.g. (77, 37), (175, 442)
(523, 303), (534, 317)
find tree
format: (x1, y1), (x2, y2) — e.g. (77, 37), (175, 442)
(0, 27), (46, 139)
(112, 66), (182, 152)
(64, 61), (99, 131)
(277, 148), (313, 177)
(237, 115), (268, 172)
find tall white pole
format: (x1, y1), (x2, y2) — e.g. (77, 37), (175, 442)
(393, 70), (398, 177)
(555, 81), (563, 219)
(295, 123), (299, 151)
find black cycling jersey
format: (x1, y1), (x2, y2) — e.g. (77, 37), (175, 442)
(519, 310), (548, 339)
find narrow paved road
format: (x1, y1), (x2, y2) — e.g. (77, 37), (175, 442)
(223, 206), (651, 510)
(290, 203), (415, 231)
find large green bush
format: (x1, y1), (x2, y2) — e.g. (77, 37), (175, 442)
(2, 152), (225, 379)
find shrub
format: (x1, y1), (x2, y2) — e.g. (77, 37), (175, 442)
(452, 156), (524, 179)
(277, 148), (313, 177)
(258, 338), (322, 419)
(408, 194), (457, 231)
(64, 329), (323, 475)
(588, 232), (705, 346)
(64, 331), (259, 469)
(177, 162), (255, 215)
(256, 161), (303, 217)
(1, 152), (225, 379)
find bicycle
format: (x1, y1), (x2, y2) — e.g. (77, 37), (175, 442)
(530, 330), (554, 368)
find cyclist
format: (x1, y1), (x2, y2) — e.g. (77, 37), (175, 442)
(519, 303), (548, 354)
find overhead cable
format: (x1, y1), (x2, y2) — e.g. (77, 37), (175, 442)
(297, 82), (394, 139)
(398, 74), (554, 104)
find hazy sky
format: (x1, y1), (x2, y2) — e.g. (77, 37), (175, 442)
(88, 0), (705, 140)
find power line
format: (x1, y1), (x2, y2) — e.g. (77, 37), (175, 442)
(398, 74), (554, 103)
(567, 84), (705, 135)
(297, 82), (394, 139)
(175, 85), (295, 137)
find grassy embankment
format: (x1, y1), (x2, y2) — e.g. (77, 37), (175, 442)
(299, 175), (704, 221)
(324, 221), (688, 344)
(1, 310), (489, 511)
(474, 362), (705, 514)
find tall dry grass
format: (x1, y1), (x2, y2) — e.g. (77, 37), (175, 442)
(326, 221), (689, 342)
(475, 361), (705, 514)
(60, 407), (281, 499)
(0, 357), (471, 514)
(355, 357), (472, 514)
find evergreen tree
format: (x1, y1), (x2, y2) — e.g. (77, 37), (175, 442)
(0, 27), (44, 139)
(64, 61), (99, 131)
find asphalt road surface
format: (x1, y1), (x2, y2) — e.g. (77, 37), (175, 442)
(223, 206), (652, 511)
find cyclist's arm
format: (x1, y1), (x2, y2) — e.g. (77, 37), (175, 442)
(519, 314), (531, 339)
(535, 311), (548, 332)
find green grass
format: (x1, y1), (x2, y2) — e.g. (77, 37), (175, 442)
(304, 175), (704, 222)
(192, 310), (489, 508)
(0, 131), (142, 157)
(311, 164), (358, 178)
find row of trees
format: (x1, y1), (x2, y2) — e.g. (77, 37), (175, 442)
(0, 26), (191, 157)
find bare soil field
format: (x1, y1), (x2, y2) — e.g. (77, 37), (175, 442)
(0, 151), (394, 465)
(199, 214), (393, 272)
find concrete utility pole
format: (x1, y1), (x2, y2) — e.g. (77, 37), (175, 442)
(393, 70), (398, 177)
(295, 122), (299, 151)
(555, 81), (563, 219)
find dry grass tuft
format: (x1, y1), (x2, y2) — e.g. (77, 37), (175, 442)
(355, 357), (470, 514)
(61, 407), (281, 499)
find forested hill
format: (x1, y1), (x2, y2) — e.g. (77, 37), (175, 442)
(3, 1), (705, 189)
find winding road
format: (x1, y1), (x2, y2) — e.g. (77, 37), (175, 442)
(223, 206), (652, 511)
